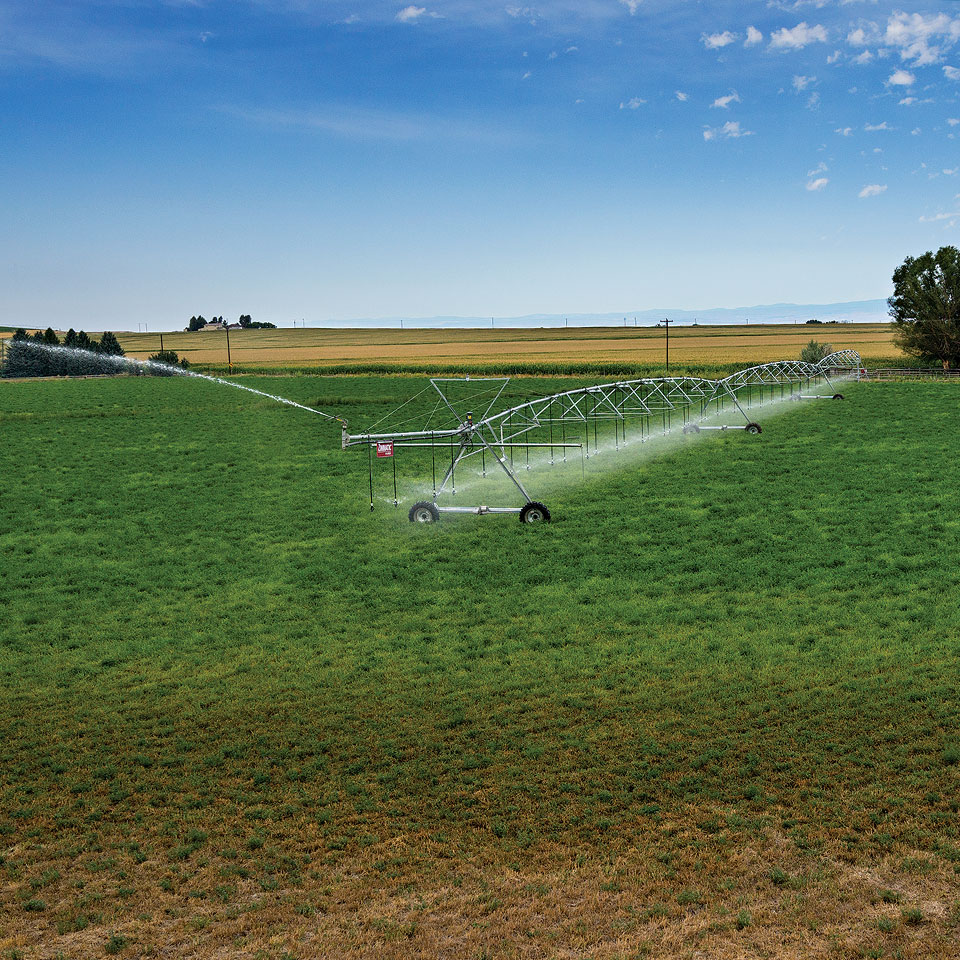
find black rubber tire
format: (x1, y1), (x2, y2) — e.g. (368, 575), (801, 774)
(519, 501), (551, 524)
(833, 393), (844, 400)
(745, 422), (762, 435)
(408, 501), (440, 523)
(683, 423), (701, 434)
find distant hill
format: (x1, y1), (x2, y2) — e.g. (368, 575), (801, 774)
(338, 299), (889, 328)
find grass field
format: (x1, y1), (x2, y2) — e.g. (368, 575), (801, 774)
(2, 374), (959, 959)
(69, 323), (908, 372)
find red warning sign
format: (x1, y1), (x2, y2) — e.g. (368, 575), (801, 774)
(376, 441), (394, 458)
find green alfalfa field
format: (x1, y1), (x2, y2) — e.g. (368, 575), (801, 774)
(1, 374), (959, 959)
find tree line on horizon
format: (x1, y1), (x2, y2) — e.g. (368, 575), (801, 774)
(187, 314), (276, 331)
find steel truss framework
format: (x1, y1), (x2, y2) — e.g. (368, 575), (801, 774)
(343, 350), (863, 522)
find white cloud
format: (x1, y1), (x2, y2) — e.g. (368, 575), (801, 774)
(548, 50), (558, 59)
(899, 97), (916, 105)
(864, 121), (891, 131)
(827, 49), (841, 64)
(807, 92), (821, 109)
(858, 183), (887, 198)
(770, 22), (828, 51)
(835, 126), (853, 136)
(793, 74), (815, 91)
(852, 51), (873, 65)
(619, 0), (642, 14)
(806, 177), (829, 191)
(883, 12), (960, 67)
(506, 7), (537, 22)
(703, 120), (754, 140)
(711, 91), (741, 109)
(887, 69), (915, 86)
(620, 97), (646, 109)
(745, 26), (763, 47)
(675, 90), (689, 102)
(396, 6), (426, 22)
(919, 210), (960, 222)
(807, 161), (827, 176)
(948, 118), (960, 126)
(911, 127), (921, 135)
(847, 26), (871, 48)
(702, 31), (737, 50)
(522, 70), (531, 79)
(946, 66), (960, 81)
(565, 46), (578, 54)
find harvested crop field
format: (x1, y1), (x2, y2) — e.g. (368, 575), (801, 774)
(106, 323), (900, 371)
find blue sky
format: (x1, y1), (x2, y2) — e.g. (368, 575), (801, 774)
(1, 0), (959, 329)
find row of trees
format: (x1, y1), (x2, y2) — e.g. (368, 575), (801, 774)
(3, 327), (127, 378)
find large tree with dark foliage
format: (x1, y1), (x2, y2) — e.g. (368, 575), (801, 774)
(97, 331), (125, 356)
(889, 245), (960, 369)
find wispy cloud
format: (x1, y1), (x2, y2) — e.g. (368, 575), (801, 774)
(703, 120), (753, 141)
(702, 31), (737, 50)
(946, 66), (960, 81)
(711, 91), (740, 109)
(619, 97), (646, 110)
(218, 102), (521, 145)
(792, 75), (815, 91)
(395, 6), (439, 23)
(807, 162), (827, 177)
(675, 90), (689, 102)
(806, 177), (829, 191)
(919, 210), (959, 222)
(619, 0), (642, 14)
(858, 183), (887, 198)
(835, 126), (853, 136)
(745, 26), (763, 48)
(864, 121), (891, 131)
(770, 22), (828, 51)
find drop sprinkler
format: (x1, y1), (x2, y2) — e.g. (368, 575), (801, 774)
(343, 351), (863, 524)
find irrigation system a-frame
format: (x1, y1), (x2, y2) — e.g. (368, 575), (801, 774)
(343, 350), (863, 523)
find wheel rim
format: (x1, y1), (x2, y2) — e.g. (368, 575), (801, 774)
(414, 507), (434, 522)
(524, 508), (544, 522)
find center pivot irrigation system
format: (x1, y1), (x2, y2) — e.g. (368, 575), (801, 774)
(341, 351), (863, 523)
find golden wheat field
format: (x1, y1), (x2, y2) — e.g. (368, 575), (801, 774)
(97, 323), (901, 369)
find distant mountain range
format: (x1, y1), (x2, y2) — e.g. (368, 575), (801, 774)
(336, 299), (889, 328)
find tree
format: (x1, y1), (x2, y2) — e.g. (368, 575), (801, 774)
(188, 315), (206, 331)
(239, 314), (252, 328)
(63, 328), (78, 349)
(11, 328), (27, 341)
(75, 330), (93, 351)
(98, 331), (125, 356)
(889, 245), (960, 369)
(43, 327), (60, 345)
(800, 340), (834, 363)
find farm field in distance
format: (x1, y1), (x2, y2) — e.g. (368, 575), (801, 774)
(2, 373), (959, 959)
(76, 322), (907, 371)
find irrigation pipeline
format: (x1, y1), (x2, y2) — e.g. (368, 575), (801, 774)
(344, 351), (864, 522)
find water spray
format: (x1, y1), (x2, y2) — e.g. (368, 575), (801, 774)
(345, 352), (863, 524)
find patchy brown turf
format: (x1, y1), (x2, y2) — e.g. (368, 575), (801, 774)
(4, 824), (958, 958)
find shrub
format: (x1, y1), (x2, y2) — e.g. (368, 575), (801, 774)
(800, 340), (834, 364)
(148, 350), (190, 372)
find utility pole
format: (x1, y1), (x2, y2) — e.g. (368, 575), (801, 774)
(664, 317), (672, 370)
(225, 324), (232, 374)
(159, 332), (164, 353)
